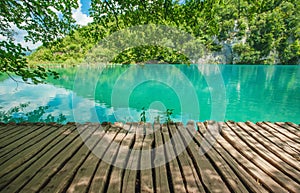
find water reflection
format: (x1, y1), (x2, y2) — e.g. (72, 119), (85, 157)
(0, 102), (66, 124)
(0, 64), (299, 123)
(48, 64), (300, 123)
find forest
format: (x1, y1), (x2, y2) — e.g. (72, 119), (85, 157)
(28, 0), (300, 65)
(1, 0), (300, 83)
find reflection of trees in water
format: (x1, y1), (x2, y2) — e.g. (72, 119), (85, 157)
(46, 65), (212, 120)
(43, 65), (300, 122)
(0, 102), (66, 124)
(0, 74), (9, 82)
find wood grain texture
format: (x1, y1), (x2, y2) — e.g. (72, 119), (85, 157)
(0, 121), (299, 193)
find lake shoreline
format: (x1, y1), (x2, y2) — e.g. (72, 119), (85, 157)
(27, 62), (300, 69)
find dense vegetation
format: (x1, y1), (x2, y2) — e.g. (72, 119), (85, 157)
(1, 1), (299, 84)
(28, 0), (300, 65)
(0, 0), (78, 83)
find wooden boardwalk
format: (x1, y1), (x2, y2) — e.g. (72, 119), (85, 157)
(0, 121), (299, 193)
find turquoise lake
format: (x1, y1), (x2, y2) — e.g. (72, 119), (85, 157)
(0, 64), (299, 124)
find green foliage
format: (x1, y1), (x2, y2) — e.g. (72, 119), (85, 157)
(25, 0), (300, 65)
(0, 103), (66, 124)
(28, 23), (109, 65)
(165, 109), (174, 123)
(233, 43), (261, 64)
(140, 107), (146, 122)
(234, 0), (300, 64)
(112, 45), (190, 64)
(0, 41), (60, 83)
(0, 0), (78, 84)
(138, 107), (175, 123)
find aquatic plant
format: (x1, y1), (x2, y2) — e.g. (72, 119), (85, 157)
(166, 109), (174, 124)
(140, 107), (146, 122)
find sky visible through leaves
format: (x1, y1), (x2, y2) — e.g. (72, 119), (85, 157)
(0, 0), (93, 50)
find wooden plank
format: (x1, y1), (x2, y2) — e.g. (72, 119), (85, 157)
(40, 123), (112, 192)
(140, 122), (154, 193)
(257, 122), (300, 155)
(286, 122), (300, 132)
(106, 123), (134, 193)
(0, 123), (11, 133)
(0, 124), (88, 192)
(183, 122), (231, 193)
(169, 123), (206, 193)
(198, 123), (268, 193)
(0, 124), (43, 154)
(0, 121), (299, 193)
(276, 122), (300, 138)
(19, 123), (99, 192)
(193, 123), (251, 193)
(121, 122), (144, 193)
(217, 123), (288, 193)
(265, 122), (300, 145)
(0, 123), (41, 137)
(0, 124), (75, 178)
(222, 122), (300, 193)
(88, 124), (123, 193)
(66, 153), (100, 193)
(227, 122), (300, 184)
(237, 122), (300, 171)
(0, 124), (42, 142)
(101, 124), (128, 192)
(66, 123), (128, 193)
(160, 123), (186, 193)
(0, 125), (56, 165)
(274, 122), (300, 139)
(0, 124), (20, 138)
(247, 122), (300, 159)
(153, 122), (170, 193)
(0, 124), (77, 189)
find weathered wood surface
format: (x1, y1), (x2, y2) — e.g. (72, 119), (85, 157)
(0, 121), (299, 193)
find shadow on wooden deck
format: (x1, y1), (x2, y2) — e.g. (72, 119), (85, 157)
(0, 121), (299, 193)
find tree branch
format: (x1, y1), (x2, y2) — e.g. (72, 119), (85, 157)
(104, 0), (120, 29)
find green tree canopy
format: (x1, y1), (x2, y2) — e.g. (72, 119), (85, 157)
(0, 0), (78, 84)
(2, 0), (300, 78)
